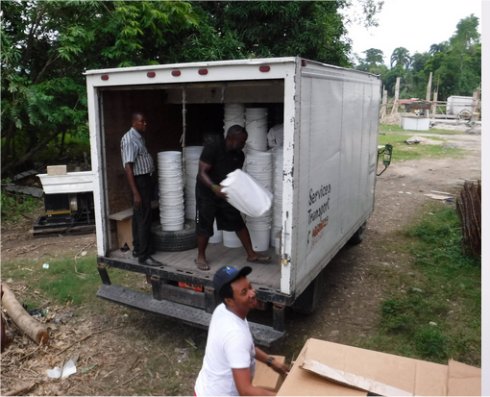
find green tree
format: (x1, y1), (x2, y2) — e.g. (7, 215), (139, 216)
(198, 1), (351, 65)
(409, 52), (432, 98)
(355, 48), (388, 76)
(1, 1), (200, 174)
(390, 47), (411, 70)
(1, 0), (379, 175)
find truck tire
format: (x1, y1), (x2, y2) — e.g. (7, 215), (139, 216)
(348, 222), (366, 245)
(292, 275), (321, 314)
(151, 220), (197, 252)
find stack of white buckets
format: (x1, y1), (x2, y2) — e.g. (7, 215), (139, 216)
(156, 104), (282, 254)
(221, 104), (245, 247)
(183, 146), (203, 220)
(182, 146), (224, 244)
(221, 104), (281, 252)
(157, 151), (185, 231)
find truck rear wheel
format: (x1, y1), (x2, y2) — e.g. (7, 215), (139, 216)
(348, 222), (366, 245)
(151, 220), (197, 252)
(292, 276), (321, 314)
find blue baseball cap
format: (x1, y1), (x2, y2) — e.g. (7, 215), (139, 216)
(213, 265), (252, 295)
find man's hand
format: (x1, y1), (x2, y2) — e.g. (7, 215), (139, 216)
(133, 191), (142, 208)
(270, 359), (290, 376)
(212, 184), (228, 199)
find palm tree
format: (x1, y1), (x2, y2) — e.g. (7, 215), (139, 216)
(390, 47), (411, 70)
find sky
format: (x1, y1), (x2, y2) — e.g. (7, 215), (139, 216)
(343, 0), (483, 65)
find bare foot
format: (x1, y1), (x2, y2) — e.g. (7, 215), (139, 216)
(194, 258), (210, 271)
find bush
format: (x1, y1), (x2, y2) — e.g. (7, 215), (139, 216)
(1, 188), (42, 223)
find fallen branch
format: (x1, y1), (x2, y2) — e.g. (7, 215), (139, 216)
(4, 381), (40, 396)
(55, 325), (123, 356)
(121, 372), (141, 387)
(74, 241), (95, 276)
(1, 283), (49, 345)
(17, 242), (61, 255)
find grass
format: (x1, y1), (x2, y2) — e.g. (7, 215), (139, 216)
(378, 123), (464, 161)
(363, 203), (481, 365)
(0, 254), (146, 312)
(1, 256), (101, 307)
(1, 189), (43, 223)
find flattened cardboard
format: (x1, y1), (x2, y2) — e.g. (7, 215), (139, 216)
(252, 355), (285, 392)
(277, 338), (480, 396)
(301, 359), (411, 396)
(277, 341), (365, 396)
(447, 359), (481, 396)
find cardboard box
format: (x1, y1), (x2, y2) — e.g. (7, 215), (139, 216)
(109, 208), (133, 250)
(253, 355), (286, 392)
(108, 201), (158, 250)
(277, 338), (481, 396)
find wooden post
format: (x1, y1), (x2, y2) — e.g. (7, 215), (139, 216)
(390, 77), (400, 115)
(380, 88), (387, 120)
(471, 88), (480, 121)
(426, 72), (432, 101)
(432, 91), (438, 119)
(425, 72), (432, 117)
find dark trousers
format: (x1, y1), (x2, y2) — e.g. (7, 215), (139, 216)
(132, 174), (153, 260)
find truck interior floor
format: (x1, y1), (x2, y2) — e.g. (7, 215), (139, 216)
(108, 244), (282, 291)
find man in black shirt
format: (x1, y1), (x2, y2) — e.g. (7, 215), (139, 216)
(195, 125), (271, 271)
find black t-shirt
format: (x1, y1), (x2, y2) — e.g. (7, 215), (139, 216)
(196, 135), (245, 196)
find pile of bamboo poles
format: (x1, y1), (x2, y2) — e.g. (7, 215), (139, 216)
(456, 180), (481, 257)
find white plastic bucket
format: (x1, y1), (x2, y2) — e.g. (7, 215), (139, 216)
(245, 107), (268, 151)
(224, 103), (245, 136)
(248, 224), (271, 252)
(158, 151), (185, 230)
(223, 231), (242, 248)
(208, 220), (223, 244)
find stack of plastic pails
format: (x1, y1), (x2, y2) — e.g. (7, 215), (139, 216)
(244, 149), (273, 251)
(224, 103), (245, 137)
(183, 146), (203, 220)
(271, 147), (283, 249)
(222, 103), (244, 248)
(245, 108), (268, 151)
(158, 151), (185, 231)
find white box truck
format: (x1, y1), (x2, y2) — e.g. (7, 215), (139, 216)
(85, 57), (385, 346)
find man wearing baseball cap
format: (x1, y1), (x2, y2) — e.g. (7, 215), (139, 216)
(194, 265), (289, 396)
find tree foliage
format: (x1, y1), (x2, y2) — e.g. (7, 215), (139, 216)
(355, 48), (387, 76)
(197, 1), (351, 66)
(1, 0), (355, 175)
(354, 15), (481, 101)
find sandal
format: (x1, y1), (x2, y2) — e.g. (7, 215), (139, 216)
(194, 258), (210, 271)
(247, 255), (271, 264)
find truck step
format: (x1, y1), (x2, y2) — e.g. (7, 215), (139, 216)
(97, 284), (284, 347)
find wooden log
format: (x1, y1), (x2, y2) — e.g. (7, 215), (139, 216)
(1, 283), (49, 345)
(456, 181), (481, 257)
(1, 285), (12, 352)
(4, 381), (39, 396)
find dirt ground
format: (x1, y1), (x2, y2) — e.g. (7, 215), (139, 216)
(0, 127), (481, 395)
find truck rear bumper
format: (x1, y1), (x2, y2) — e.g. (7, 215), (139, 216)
(97, 283), (285, 346)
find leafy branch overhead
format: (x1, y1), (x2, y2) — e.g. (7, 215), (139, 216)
(0, 1), (481, 176)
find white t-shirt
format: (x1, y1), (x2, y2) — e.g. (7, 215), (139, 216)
(195, 303), (256, 396)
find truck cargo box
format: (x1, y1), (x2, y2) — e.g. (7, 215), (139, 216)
(85, 57), (381, 345)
